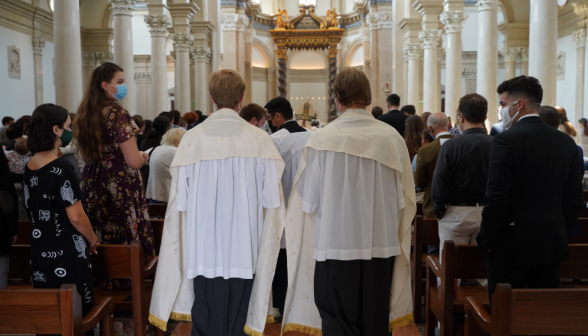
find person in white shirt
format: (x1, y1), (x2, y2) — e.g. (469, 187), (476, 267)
(264, 96), (311, 315)
(146, 128), (186, 203)
(281, 69), (416, 336)
(149, 69), (286, 336)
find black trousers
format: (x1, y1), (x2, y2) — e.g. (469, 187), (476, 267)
(314, 257), (395, 336)
(191, 276), (254, 336)
(486, 250), (560, 301)
(271, 249), (288, 315)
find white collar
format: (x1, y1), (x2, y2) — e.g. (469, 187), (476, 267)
(435, 131), (451, 138)
(518, 114), (540, 121)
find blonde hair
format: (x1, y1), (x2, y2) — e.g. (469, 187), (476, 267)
(161, 128), (186, 147)
(333, 68), (372, 107)
(208, 69), (246, 109)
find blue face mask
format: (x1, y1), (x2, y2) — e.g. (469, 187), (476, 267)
(108, 83), (127, 101)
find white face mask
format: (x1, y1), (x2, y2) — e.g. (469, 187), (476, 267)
(499, 100), (520, 130)
(335, 98), (342, 118)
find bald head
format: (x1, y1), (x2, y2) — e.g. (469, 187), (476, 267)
(426, 112), (449, 137)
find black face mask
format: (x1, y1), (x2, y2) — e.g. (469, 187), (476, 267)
(268, 122), (278, 134)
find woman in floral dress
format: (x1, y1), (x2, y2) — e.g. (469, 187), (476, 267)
(73, 62), (154, 284)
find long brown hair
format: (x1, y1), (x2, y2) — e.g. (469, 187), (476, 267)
(74, 62), (124, 161)
(580, 118), (588, 136)
(405, 115), (425, 154)
(555, 106), (577, 137)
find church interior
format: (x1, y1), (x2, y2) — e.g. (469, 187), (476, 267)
(2, 0), (588, 336)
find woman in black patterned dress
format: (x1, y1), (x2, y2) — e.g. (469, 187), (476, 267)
(24, 104), (98, 316)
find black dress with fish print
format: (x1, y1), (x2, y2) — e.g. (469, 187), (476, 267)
(24, 158), (95, 316)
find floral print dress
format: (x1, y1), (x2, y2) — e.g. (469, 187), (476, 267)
(81, 104), (155, 285)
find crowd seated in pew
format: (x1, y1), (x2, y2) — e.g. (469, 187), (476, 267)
(465, 284), (588, 336)
(7, 242), (157, 336)
(0, 284), (115, 336)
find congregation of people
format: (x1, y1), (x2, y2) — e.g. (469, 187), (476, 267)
(0, 61), (586, 336)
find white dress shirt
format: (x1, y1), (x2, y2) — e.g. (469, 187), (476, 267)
(296, 149), (405, 261)
(146, 144), (177, 202)
(176, 157), (281, 279)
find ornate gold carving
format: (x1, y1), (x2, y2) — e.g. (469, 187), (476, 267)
(275, 9), (288, 29)
(328, 48), (339, 59)
(276, 49), (288, 59)
(326, 8), (338, 28)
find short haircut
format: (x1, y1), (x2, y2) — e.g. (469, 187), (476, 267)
(209, 69), (246, 109)
(27, 104), (69, 153)
(422, 129), (434, 143)
(427, 112), (449, 129)
(170, 110), (181, 125)
(458, 94), (488, 124)
(14, 139), (28, 155)
(371, 106), (384, 118)
(264, 97), (293, 120)
(159, 111), (172, 122)
(400, 105), (416, 115)
(182, 112), (198, 125)
(161, 127), (186, 147)
(311, 119), (320, 127)
(334, 68), (372, 107)
(538, 106), (562, 129)
(497, 75), (543, 107)
(132, 115), (144, 129)
(386, 94), (400, 107)
(239, 103), (266, 123)
(2, 117), (14, 126)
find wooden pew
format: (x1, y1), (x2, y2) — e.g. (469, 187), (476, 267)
(148, 203), (167, 218)
(561, 244), (588, 287)
(0, 284), (115, 336)
(92, 241), (158, 336)
(569, 218), (588, 244)
(464, 284), (588, 336)
(411, 217), (439, 323)
(425, 241), (488, 336)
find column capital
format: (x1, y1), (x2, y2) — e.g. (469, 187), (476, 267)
(95, 52), (113, 65)
(476, 0), (499, 12)
(366, 11), (392, 31)
(172, 33), (194, 52)
(109, 0), (136, 16)
(221, 13), (249, 32)
(518, 47), (529, 62)
(135, 72), (151, 83)
(191, 46), (212, 63)
(419, 30), (443, 48)
(574, 29), (587, 49)
(403, 43), (424, 61)
(82, 52), (95, 67)
(144, 15), (172, 37)
(463, 68), (477, 79)
(500, 47), (519, 62)
(440, 10), (468, 34)
(32, 36), (45, 56)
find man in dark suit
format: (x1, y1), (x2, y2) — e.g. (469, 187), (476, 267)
(377, 94), (407, 136)
(478, 76), (584, 300)
(415, 112), (454, 219)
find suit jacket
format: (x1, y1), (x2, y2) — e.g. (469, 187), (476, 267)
(478, 116), (584, 265)
(377, 109), (408, 137)
(415, 133), (454, 218)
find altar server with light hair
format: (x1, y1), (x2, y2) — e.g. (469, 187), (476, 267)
(149, 69), (286, 336)
(268, 68), (416, 335)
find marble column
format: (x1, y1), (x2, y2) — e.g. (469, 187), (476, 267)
(437, 47), (444, 112)
(419, 30), (442, 113)
(277, 48), (287, 97)
(476, 0), (499, 124)
(574, 29), (586, 121)
(529, 0), (558, 106)
(403, 43), (423, 109)
(81, 52), (96, 91)
(244, 28), (253, 105)
(171, 50), (177, 109)
(110, 0), (137, 115)
(440, 9), (467, 121)
(362, 26), (371, 86)
(135, 72), (152, 118)
(220, 13), (249, 76)
(172, 33), (194, 113)
(463, 68), (477, 94)
(328, 47), (339, 121)
(519, 47), (529, 75)
(144, 14), (171, 118)
(500, 47), (519, 80)
(53, 0), (84, 113)
(32, 36), (45, 106)
(192, 46), (212, 113)
(367, 10), (393, 108)
(267, 68), (277, 100)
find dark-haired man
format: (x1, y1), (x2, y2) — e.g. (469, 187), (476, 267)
(479, 76), (584, 300)
(401, 105), (416, 116)
(432, 94), (493, 258)
(170, 110), (181, 128)
(159, 111), (174, 128)
(0, 117), (14, 146)
(264, 96), (311, 316)
(377, 93), (407, 136)
(371, 106), (384, 119)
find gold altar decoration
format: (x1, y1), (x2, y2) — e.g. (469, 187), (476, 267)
(270, 4), (344, 121)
